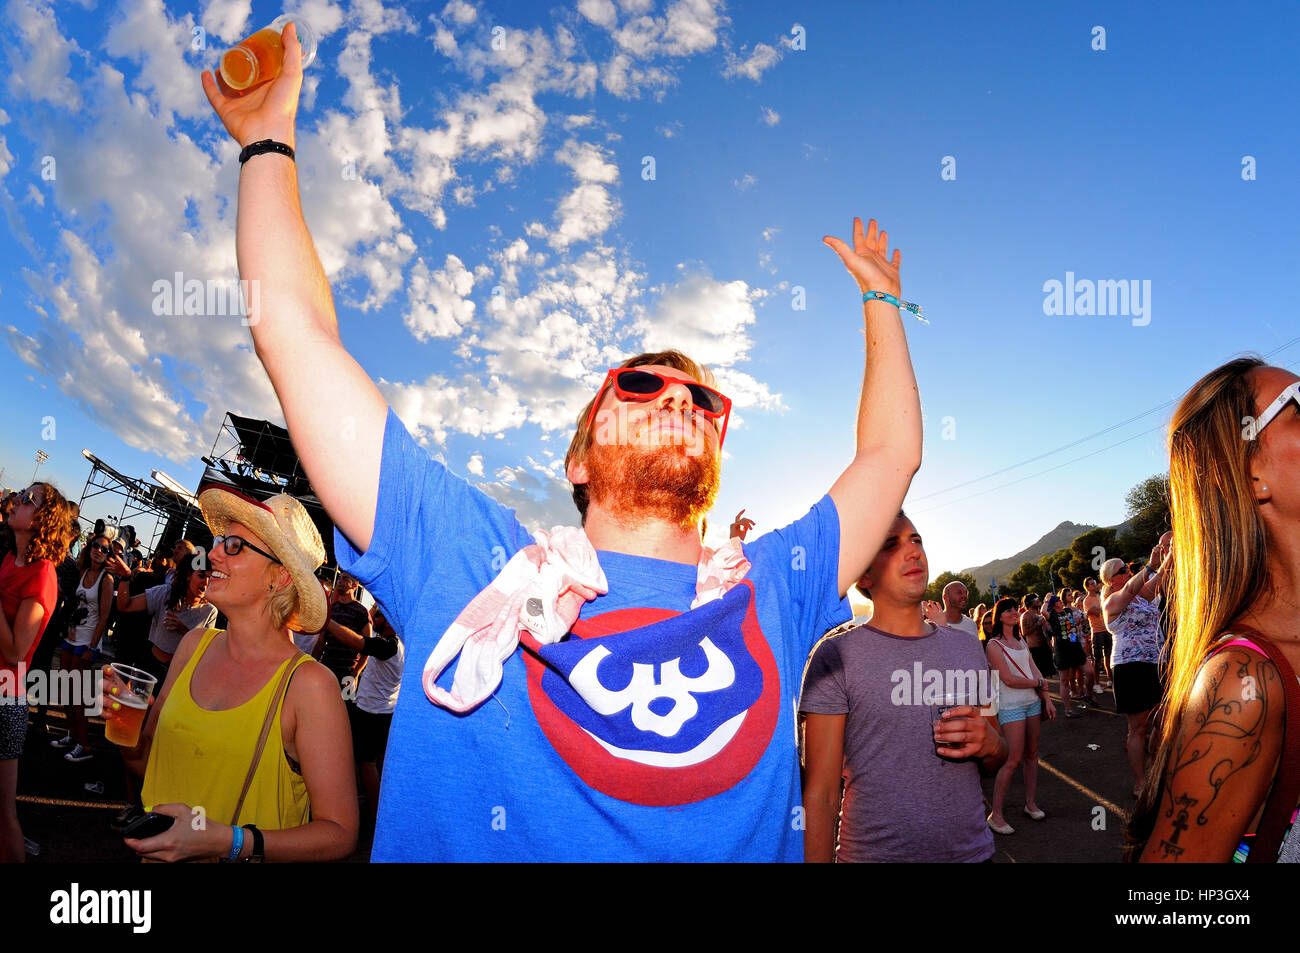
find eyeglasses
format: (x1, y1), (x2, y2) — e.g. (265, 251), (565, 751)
(91, 545), (111, 555)
(17, 489), (42, 507)
(1255, 380), (1300, 433)
(585, 368), (733, 446)
(211, 534), (281, 565)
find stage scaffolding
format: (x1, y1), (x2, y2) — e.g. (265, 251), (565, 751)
(77, 412), (338, 571)
(77, 451), (208, 556)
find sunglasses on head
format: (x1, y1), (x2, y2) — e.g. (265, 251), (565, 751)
(586, 368), (733, 446)
(211, 534), (281, 565)
(1255, 380), (1300, 433)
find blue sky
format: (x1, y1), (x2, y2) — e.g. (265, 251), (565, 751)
(2, 0), (1298, 601)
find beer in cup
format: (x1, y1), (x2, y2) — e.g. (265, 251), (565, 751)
(219, 14), (317, 95)
(101, 663), (158, 747)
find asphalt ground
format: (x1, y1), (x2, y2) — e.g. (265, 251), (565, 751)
(12, 670), (1140, 864)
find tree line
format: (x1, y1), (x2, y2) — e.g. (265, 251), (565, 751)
(923, 473), (1171, 608)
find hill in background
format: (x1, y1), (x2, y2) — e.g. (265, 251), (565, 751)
(962, 519), (1133, 586)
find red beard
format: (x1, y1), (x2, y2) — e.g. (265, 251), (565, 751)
(584, 409), (721, 528)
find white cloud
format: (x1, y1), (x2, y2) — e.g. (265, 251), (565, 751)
(760, 106), (779, 126)
(466, 452), (484, 476)
(199, 0), (251, 43)
(638, 273), (760, 369)
(761, 226), (779, 242)
(578, 0), (617, 30)
(549, 183), (618, 249)
(712, 366), (783, 411)
(0, 134), (11, 179)
(380, 372), (529, 445)
(403, 254), (479, 340)
(442, 0), (477, 26)
(723, 42), (780, 81)
(555, 138), (619, 183)
(476, 462), (577, 532)
(4, 0), (85, 109)
(104, 0), (208, 121)
(733, 173), (756, 191)
(288, 0), (346, 37)
(350, 0), (417, 34)
(661, 0), (722, 56)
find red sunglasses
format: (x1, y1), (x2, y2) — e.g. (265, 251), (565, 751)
(585, 368), (732, 447)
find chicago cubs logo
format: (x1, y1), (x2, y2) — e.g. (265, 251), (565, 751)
(522, 580), (778, 806)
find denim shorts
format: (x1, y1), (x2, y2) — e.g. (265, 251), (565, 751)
(997, 701), (1042, 725)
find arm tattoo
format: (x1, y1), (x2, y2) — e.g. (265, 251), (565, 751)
(1162, 651), (1277, 836)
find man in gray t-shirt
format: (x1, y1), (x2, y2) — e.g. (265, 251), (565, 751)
(800, 513), (1006, 862)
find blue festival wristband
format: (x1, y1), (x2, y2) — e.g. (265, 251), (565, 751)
(227, 824), (245, 862)
(863, 290), (928, 323)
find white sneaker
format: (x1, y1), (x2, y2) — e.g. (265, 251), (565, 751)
(49, 733), (73, 749)
(64, 744), (93, 763)
(1093, 685), (1105, 695)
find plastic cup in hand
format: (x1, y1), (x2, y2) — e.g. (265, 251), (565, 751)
(219, 14), (317, 94)
(932, 691), (969, 763)
(102, 663), (157, 747)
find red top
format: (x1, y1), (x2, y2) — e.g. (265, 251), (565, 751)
(0, 552), (58, 697)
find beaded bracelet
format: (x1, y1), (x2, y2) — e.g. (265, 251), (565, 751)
(863, 290), (928, 324)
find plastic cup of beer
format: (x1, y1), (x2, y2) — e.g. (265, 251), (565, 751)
(219, 14), (317, 94)
(102, 663), (157, 747)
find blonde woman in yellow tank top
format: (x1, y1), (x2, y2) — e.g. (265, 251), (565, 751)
(112, 485), (358, 862)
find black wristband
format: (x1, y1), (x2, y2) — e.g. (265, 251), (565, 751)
(238, 139), (295, 165)
(240, 823), (265, 862)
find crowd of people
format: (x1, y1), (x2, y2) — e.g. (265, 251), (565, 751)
(0, 22), (1295, 865)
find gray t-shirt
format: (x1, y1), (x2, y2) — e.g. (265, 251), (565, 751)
(145, 584), (219, 656)
(800, 621), (996, 863)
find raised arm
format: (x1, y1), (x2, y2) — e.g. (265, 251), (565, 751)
(201, 23), (387, 553)
(823, 218), (923, 596)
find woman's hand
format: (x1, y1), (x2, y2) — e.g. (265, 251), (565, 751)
(1042, 698), (1057, 722)
(823, 217), (902, 297)
(123, 803), (230, 862)
(200, 22), (303, 149)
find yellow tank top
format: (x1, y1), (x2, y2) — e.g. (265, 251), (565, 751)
(142, 628), (312, 832)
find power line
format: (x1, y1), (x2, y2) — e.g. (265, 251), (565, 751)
(912, 335), (1300, 505)
(912, 349), (1300, 515)
(911, 424), (1162, 515)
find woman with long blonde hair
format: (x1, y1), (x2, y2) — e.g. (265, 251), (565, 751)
(1131, 357), (1300, 862)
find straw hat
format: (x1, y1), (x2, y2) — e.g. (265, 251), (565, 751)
(197, 483), (328, 632)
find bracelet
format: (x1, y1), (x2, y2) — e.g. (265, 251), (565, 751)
(863, 290), (928, 323)
(226, 824), (245, 862)
(240, 824), (265, 863)
(238, 139), (295, 165)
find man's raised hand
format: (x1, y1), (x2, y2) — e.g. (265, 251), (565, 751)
(823, 217), (902, 297)
(200, 22), (303, 149)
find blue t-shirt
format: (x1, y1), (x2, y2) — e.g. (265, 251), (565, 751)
(336, 408), (850, 861)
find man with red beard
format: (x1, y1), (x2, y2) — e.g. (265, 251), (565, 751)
(202, 25), (922, 860)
